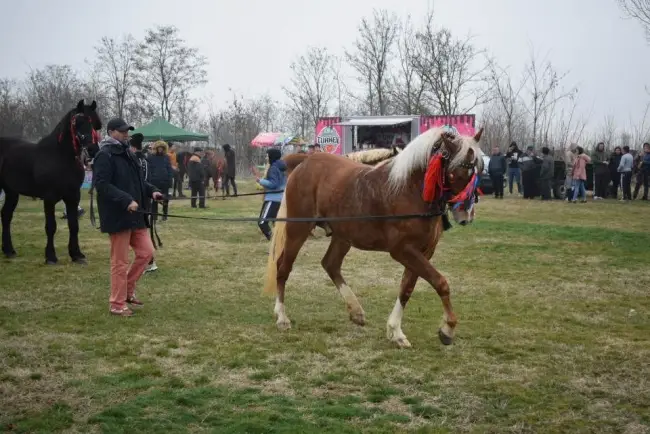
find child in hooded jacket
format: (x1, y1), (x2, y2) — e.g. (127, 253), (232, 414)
(255, 148), (287, 240)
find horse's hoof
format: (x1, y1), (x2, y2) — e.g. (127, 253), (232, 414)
(349, 312), (366, 326)
(72, 257), (88, 265)
(4, 251), (17, 259)
(45, 259), (58, 266)
(276, 320), (292, 331)
(394, 337), (412, 349)
(438, 329), (454, 346)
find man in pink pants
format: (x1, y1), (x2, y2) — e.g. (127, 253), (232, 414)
(92, 118), (163, 316)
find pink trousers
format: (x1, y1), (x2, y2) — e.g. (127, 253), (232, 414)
(109, 228), (154, 309)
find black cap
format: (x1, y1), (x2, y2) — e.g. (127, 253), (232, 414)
(194, 147), (203, 153)
(107, 118), (134, 133)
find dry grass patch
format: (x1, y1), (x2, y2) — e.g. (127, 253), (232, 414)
(0, 186), (648, 433)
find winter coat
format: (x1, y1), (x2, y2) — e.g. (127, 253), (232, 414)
(643, 151), (650, 173)
(591, 149), (609, 175)
(258, 159), (287, 202)
(609, 153), (622, 177)
(92, 136), (158, 234)
(540, 155), (555, 179)
(147, 142), (174, 189)
(505, 150), (521, 169)
(487, 153), (507, 176)
(187, 154), (205, 183)
(224, 148), (236, 177)
(168, 150), (178, 170)
(618, 153), (633, 173)
(572, 153), (591, 180)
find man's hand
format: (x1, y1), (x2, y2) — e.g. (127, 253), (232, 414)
(127, 201), (139, 212)
(152, 192), (164, 201)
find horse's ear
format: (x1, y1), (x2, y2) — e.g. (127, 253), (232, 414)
(90, 100), (97, 111)
(473, 127), (484, 142)
(76, 99), (84, 113)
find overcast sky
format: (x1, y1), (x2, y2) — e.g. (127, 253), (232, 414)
(1, 0), (648, 132)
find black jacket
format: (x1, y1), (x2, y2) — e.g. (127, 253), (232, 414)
(93, 138), (159, 234)
(539, 155), (555, 179)
(487, 153), (507, 176)
(187, 154), (205, 183)
(224, 147), (236, 177)
(147, 153), (173, 188)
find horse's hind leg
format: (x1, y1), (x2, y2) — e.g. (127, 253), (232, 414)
(64, 194), (86, 264)
(43, 200), (58, 265)
(275, 222), (312, 330)
(1, 190), (19, 258)
(387, 268), (419, 348)
(321, 237), (365, 326)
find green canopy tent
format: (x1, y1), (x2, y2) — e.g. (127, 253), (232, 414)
(130, 117), (209, 142)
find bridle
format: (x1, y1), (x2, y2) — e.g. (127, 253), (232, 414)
(421, 136), (481, 217)
(58, 113), (95, 155)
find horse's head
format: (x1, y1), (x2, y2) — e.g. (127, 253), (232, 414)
(438, 127), (484, 225)
(68, 99), (101, 155)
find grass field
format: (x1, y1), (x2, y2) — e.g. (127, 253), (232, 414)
(1, 183), (649, 433)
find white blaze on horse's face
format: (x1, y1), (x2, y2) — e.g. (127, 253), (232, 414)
(451, 206), (471, 226)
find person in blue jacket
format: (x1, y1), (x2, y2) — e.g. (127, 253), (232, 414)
(255, 148), (287, 240)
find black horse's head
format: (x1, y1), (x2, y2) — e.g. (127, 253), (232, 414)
(67, 99), (101, 156)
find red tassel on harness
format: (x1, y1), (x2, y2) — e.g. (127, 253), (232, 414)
(422, 153), (445, 203)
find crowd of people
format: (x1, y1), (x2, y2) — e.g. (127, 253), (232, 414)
(487, 141), (650, 202)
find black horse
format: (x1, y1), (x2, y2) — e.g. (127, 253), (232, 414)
(0, 99), (101, 265)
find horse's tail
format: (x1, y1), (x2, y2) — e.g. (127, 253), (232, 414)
(263, 194), (288, 295)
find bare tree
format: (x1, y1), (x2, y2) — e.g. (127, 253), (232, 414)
(135, 25), (208, 122)
(0, 79), (26, 137)
(91, 35), (137, 119)
(629, 102), (650, 147)
(22, 64), (84, 139)
(412, 11), (491, 116)
(345, 9), (399, 115)
(523, 46), (577, 146)
(175, 89), (199, 129)
(597, 114), (618, 148)
(391, 15), (429, 115)
(486, 60), (528, 144)
(283, 46), (334, 136)
(618, 0), (650, 41)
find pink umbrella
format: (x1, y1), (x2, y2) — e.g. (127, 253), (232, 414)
(250, 132), (282, 147)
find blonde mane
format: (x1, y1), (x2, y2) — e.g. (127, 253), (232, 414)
(385, 126), (482, 194)
(345, 147), (401, 166)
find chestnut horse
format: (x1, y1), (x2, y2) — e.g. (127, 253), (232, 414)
(263, 126), (484, 348)
(203, 150), (225, 195)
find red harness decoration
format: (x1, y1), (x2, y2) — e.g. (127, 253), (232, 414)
(422, 153), (445, 203)
(449, 172), (480, 210)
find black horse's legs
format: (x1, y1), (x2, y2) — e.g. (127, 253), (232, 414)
(1, 190), (19, 257)
(64, 196), (86, 264)
(43, 200), (58, 265)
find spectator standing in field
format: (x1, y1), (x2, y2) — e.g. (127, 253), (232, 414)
(519, 146), (540, 199)
(187, 147), (207, 209)
(570, 146), (591, 203)
(255, 148), (287, 240)
(487, 146), (506, 199)
(539, 147), (555, 201)
(92, 118), (163, 317)
(618, 145), (634, 202)
(505, 141), (523, 195)
(591, 142), (609, 200)
(222, 143), (238, 197)
(632, 142), (650, 200)
(167, 142), (181, 199)
(608, 146), (622, 199)
(147, 140), (173, 221)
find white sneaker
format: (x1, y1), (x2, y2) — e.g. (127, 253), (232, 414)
(145, 262), (158, 273)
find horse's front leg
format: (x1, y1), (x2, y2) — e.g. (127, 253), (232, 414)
(64, 196), (86, 264)
(390, 245), (456, 346)
(43, 200), (58, 265)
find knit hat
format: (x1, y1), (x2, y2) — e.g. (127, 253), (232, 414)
(129, 133), (144, 150)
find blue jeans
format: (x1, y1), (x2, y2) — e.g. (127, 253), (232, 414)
(508, 168), (522, 194)
(571, 179), (586, 201)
